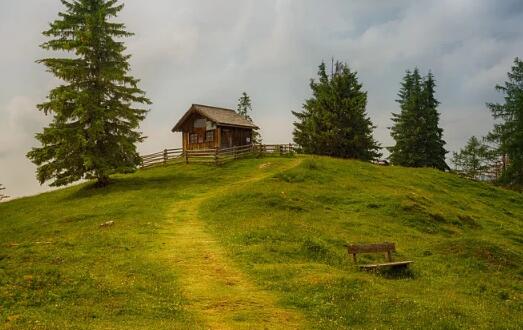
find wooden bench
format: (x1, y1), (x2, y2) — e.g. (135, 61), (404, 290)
(346, 242), (413, 270)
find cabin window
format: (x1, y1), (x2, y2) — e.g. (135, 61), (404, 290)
(205, 130), (214, 142)
(189, 133), (198, 144)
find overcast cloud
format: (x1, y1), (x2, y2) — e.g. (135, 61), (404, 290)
(1, 0), (522, 198)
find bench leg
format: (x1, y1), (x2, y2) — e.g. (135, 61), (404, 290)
(386, 251), (392, 262)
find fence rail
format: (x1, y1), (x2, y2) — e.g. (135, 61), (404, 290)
(141, 148), (184, 168)
(140, 144), (295, 168)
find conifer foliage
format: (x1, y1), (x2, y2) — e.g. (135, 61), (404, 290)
(27, 0), (151, 187)
(292, 61), (381, 160)
(388, 69), (448, 170)
(237, 92), (261, 143)
(451, 136), (492, 180)
(486, 58), (523, 187)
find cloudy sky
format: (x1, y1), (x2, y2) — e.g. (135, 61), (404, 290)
(1, 0), (522, 198)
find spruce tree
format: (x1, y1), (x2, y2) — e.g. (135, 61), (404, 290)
(389, 69), (422, 166)
(388, 69), (448, 170)
(292, 61), (381, 160)
(420, 72), (448, 169)
(27, 0), (150, 187)
(486, 57), (523, 188)
(451, 136), (491, 179)
(237, 92), (261, 143)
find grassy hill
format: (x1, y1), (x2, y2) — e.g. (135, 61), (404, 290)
(0, 156), (522, 329)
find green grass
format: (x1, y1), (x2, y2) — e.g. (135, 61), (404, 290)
(199, 156), (523, 329)
(0, 155), (522, 329)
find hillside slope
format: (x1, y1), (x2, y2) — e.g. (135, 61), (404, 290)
(0, 156), (522, 329)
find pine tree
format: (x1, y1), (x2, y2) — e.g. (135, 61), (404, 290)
(420, 72), (448, 169)
(292, 61), (381, 160)
(389, 70), (422, 166)
(27, 0), (150, 187)
(388, 69), (448, 170)
(237, 92), (261, 143)
(486, 58), (523, 188)
(451, 136), (491, 179)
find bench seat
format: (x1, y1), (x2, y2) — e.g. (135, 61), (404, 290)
(346, 242), (413, 270)
(359, 260), (413, 269)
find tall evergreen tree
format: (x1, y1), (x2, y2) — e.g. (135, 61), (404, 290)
(486, 57), (523, 188)
(388, 69), (448, 170)
(389, 69), (423, 166)
(237, 92), (261, 143)
(420, 72), (448, 169)
(27, 0), (150, 187)
(451, 136), (492, 180)
(292, 61), (381, 160)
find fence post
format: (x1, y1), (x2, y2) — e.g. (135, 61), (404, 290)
(163, 149), (168, 165)
(279, 145), (282, 156)
(185, 150), (189, 164)
(215, 147), (219, 165)
(233, 146), (237, 159)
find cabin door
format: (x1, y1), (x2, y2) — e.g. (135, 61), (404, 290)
(221, 129), (232, 148)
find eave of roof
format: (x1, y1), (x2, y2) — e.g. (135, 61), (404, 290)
(172, 104), (259, 132)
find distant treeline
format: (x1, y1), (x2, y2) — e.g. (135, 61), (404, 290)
(292, 58), (523, 189)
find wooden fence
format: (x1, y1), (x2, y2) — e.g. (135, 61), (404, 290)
(140, 144), (295, 168)
(141, 148), (184, 168)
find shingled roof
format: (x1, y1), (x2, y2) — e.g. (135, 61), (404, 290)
(172, 104), (259, 132)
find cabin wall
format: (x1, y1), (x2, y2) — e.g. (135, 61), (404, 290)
(181, 113), (219, 150)
(179, 113), (254, 150)
(219, 126), (253, 149)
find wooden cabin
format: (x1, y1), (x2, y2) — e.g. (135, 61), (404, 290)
(172, 104), (259, 150)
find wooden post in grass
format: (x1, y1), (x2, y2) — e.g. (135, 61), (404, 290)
(163, 149), (168, 165)
(215, 147), (219, 165)
(0, 184), (8, 202)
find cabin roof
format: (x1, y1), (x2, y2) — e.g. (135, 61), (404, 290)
(172, 104), (259, 132)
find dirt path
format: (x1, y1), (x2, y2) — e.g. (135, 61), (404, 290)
(166, 159), (305, 329)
